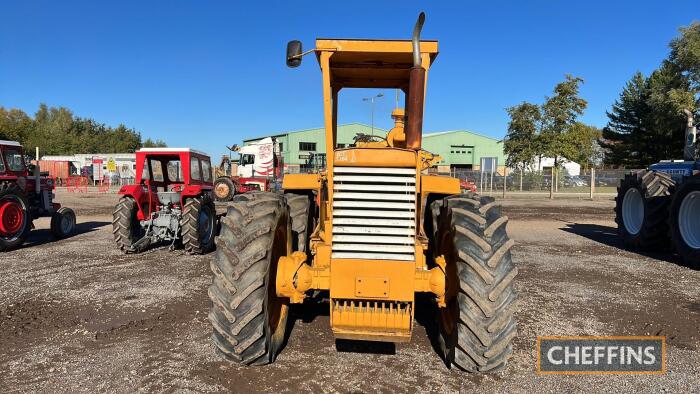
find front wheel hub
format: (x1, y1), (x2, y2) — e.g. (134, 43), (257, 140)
(0, 199), (26, 237)
(215, 183), (230, 199)
(679, 191), (700, 249)
(198, 209), (214, 244)
(61, 213), (75, 234)
(622, 188), (644, 235)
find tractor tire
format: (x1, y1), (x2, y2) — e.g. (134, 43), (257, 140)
(214, 177), (236, 202)
(425, 191), (474, 254)
(209, 191), (290, 365)
(50, 207), (76, 239)
(669, 172), (700, 269)
(112, 197), (145, 253)
(284, 193), (312, 253)
(432, 194), (517, 373)
(615, 170), (674, 250)
(181, 193), (216, 254)
(0, 182), (31, 252)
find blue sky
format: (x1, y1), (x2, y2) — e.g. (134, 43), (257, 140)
(1, 1), (696, 158)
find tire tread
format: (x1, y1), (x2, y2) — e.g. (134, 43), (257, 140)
(209, 191), (288, 365)
(432, 193), (518, 373)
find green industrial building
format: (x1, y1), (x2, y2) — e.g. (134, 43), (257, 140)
(242, 123), (505, 173)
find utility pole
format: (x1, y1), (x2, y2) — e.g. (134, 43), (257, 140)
(549, 167), (555, 199)
(502, 167), (507, 199)
(363, 93), (384, 136)
(519, 168), (523, 192)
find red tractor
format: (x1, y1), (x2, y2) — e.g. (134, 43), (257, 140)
(213, 137), (282, 201)
(460, 178), (478, 193)
(113, 148), (217, 254)
(0, 140), (76, 251)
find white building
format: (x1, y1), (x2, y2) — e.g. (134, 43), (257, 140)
(41, 153), (137, 179)
(524, 157), (581, 176)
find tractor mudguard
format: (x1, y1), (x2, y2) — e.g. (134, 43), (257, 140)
(180, 184), (210, 198)
(180, 185), (213, 206)
(649, 161), (698, 183)
(118, 184), (149, 220)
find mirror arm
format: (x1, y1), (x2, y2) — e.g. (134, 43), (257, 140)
(287, 48), (316, 61)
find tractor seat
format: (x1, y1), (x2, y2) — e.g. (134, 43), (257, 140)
(157, 191), (181, 206)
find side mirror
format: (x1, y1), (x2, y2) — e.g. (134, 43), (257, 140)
(286, 40), (303, 68)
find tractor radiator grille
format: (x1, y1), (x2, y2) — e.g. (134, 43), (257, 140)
(331, 166), (417, 261)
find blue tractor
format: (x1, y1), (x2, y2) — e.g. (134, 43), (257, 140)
(615, 110), (700, 268)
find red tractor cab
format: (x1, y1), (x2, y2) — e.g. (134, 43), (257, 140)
(460, 178), (478, 193)
(113, 148), (217, 254)
(0, 140), (76, 251)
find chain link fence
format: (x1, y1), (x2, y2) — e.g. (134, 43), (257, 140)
(446, 168), (643, 199)
(59, 175), (136, 193)
(279, 165), (641, 199)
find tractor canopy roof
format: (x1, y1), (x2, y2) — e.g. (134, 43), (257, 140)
(0, 140), (22, 148)
(137, 147), (210, 159)
(0, 141), (27, 177)
(314, 39), (439, 89)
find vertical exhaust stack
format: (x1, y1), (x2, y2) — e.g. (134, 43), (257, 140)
(34, 146), (41, 195)
(405, 12), (426, 151)
(683, 109), (697, 161)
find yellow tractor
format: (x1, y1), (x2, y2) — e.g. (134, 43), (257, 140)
(208, 13), (517, 372)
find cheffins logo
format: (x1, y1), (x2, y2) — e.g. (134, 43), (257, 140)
(537, 336), (665, 374)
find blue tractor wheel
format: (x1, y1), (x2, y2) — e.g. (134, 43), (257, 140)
(614, 170), (674, 250)
(669, 172), (700, 269)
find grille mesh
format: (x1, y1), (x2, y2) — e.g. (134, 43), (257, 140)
(332, 166), (416, 261)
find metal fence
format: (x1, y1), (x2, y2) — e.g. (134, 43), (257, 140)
(447, 168), (642, 199)
(59, 175), (135, 193)
(64, 165), (636, 198)
(282, 166), (638, 199)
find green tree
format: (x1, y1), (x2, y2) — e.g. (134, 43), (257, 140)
(142, 138), (168, 148)
(540, 75), (588, 168)
(603, 21), (699, 167)
(0, 107), (34, 142)
(645, 62), (696, 161)
(603, 63), (696, 166)
(505, 75), (597, 180)
(109, 124), (142, 153)
(670, 21), (700, 91)
(504, 102), (541, 190)
(28, 104), (75, 155)
(601, 72), (651, 167)
(562, 122), (602, 169)
(0, 103), (157, 155)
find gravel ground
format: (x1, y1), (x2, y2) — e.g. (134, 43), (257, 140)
(1, 191), (699, 392)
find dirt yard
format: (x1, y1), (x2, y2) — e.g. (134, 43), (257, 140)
(1, 191), (699, 392)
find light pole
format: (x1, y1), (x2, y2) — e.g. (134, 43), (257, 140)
(362, 93), (384, 136)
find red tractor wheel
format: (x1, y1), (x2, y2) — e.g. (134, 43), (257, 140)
(0, 182), (31, 252)
(214, 177), (235, 202)
(113, 197), (145, 253)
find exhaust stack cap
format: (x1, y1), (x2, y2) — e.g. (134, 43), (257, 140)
(406, 12), (427, 151)
(412, 12), (425, 67)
